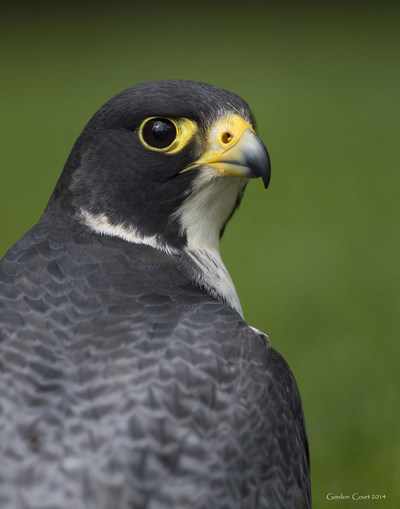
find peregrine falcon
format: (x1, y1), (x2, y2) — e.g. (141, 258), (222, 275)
(0, 80), (311, 508)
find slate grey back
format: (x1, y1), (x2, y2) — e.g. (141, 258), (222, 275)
(0, 214), (310, 508)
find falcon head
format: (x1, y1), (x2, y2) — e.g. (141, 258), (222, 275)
(50, 80), (270, 254)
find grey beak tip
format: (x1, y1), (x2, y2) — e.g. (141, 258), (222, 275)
(245, 131), (271, 189)
(263, 152), (271, 189)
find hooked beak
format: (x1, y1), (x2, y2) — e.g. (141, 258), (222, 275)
(184, 114), (271, 188)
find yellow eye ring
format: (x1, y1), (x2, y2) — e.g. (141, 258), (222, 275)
(138, 117), (197, 154)
(139, 117), (179, 152)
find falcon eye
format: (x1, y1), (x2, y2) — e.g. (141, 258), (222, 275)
(140, 118), (177, 150)
(138, 116), (197, 154)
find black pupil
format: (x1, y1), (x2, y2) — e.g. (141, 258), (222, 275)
(142, 118), (176, 149)
(153, 121), (170, 141)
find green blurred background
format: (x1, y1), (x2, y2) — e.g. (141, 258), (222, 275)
(1, 1), (399, 506)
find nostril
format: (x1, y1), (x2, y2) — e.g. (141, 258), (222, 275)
(221, 131), (233, 144)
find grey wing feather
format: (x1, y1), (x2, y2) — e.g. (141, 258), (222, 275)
(0, 222), (310, 509)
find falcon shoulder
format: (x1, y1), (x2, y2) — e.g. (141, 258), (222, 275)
(0, 218), (309, 508)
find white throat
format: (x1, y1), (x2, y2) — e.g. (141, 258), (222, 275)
(173, 170), (247, 317)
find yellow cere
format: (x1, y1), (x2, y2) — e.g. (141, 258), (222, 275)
(182, 114), (256, 176)
(138, 117), (198, 154)
(208, 114), (255, 151)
